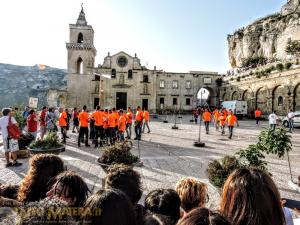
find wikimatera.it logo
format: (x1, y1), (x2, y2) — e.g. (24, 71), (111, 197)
(13, 207), (102, 219)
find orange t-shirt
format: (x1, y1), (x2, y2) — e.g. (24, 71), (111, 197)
(218, 116), (226, 126)
(143, 111), (150, 121)
(112, 112), (119, 127)
(202, 112), (211, 122)
(59, 111), (67, 126)
(136, 110), (143, 122)
(108, 113), (116, 128)
(223, 109), (228, 118)
(118, 115), (126, 132)
(93, 111), (103, 126)
(103, 112), (108, 129)
(255, 110), (262, 118)
(226, 115), (237, 126)
(126, 111), (133, 124)
(213, 110), (220, 120)
(78, 111), (89, 127)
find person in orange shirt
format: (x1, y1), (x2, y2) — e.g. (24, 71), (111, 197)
(78, 105), (90, 147)
(102, 109), (109, 144)
(92, 105), (104, 148)
(142, 108), (151, 133)
(218, 112), (227, 135)
(134, 106), (143, 140)
(58, 108), (68, 144)
(226, 110), (239, 139)
(202, 108), (212, 134)
(118, 110), (127, 141)
(213, 108), (221, 131)
(254, 108), (262, 126)
(112, 108), (119, 135)
(126, 107), (133, 139)
(108, 109), (116, 145)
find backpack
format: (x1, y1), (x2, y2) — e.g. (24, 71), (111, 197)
(7, 116), (21, 139)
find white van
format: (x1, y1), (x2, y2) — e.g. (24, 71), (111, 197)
(221, 101), (248, 117)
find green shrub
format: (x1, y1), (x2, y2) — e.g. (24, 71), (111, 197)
(29, 132), (63, 150)
(206, 156), (241, 188)
(256, 74), (261, 78)
(285, 62), (292, 70)
(230, 77), (234, 81)
(276, 63), (284, 71)
(241, 56), (267, 68)
(236, 76), (241, 82)
(236, 145), (267, 171)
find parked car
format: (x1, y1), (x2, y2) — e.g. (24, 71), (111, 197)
(282, 111), (300, 128)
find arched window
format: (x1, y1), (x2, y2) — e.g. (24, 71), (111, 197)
(278, 96), (283, 106)
(128, 70), (133, 79)
(111, 69), (116, 78)
(77, 57), (83, 74)
(77, 33), (83, 43)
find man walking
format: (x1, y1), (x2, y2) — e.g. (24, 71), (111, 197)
(218, 112), (226, 135)
(213, 108), (220, 131)
(118, 110), (126, 141)
(78, 105), (90, 147)
(202, 108), (212, 134)
(134, 106), (143, 140)
(0, 108), (22, 167)
(268, 111), (278, 131)
(92, 106), (104, 147)
(226, 110), (239, 139)
(142, 108), (151, 133)
(255, 108), (262, 126)
(287, 109), (295, 133)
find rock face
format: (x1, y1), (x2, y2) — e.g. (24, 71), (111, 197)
(228, 0), (300, 68)
(0, 63), (67, 108)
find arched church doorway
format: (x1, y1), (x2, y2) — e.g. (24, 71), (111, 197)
(197, 87), (215, 107)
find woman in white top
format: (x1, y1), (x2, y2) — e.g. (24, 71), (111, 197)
(269, 110), (279, 131)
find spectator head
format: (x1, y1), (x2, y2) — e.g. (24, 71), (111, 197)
(143, 214), (176, 225)
(105, 164), (142, 205)
(46, 171), (90, 207)
(112, 107), (116, 111)
(29, 109), (35, 115)
(2, 108), (11, 116)
(0, 184), (19, 200)
(83, 188), (136, 225)
(145, 189), (181, 222)
(17, 154), (65, 203)
(220, 168), (285, 225)
(175, 177), (208, 213)
(128, 107), (131, 111)
(83, 105), (87, 111)
(73, 107), (77, 111)
(48, 108), (53, 113)
(42, 106), (47, 111)
(137, 106), (141, 110)
(96, 105), (100, 110)
(119, 109), (124, 115)
(177, 208), (231, 225)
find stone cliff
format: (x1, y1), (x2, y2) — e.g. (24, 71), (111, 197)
(0, 63), (67, 108)
(228, 0), (300, 68)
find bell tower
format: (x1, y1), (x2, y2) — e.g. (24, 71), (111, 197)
(66, 5), (97, 108)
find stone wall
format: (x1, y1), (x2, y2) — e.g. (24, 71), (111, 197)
(220, 68), (300, 115)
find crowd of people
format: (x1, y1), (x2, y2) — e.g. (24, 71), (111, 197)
(0, 153), (299, 225)
(21, 105), (151, 147)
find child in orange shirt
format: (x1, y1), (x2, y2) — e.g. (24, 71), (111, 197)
(118, 110), (126, 141)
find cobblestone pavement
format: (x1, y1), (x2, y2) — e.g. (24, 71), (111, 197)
(0, 116), (299, 208)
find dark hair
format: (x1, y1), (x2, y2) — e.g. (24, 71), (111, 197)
(83, 105), (87, 111)
(83, 188), (137, 225)
(143, 214), (176, 225)
(105, 164), (142, 205)
(0, 184), (19, 199)
(29, 109), (35, 115)
(51, 171), (90, 207)
(73, 107), (77, 111)
(177, 208), (231, 225)
(17, 154), (65, 203)
(96, 105), (100, 110)
(220, 168), (285, 225)
(2, 108), (11, 116)
(42, 106), (47, 110)
(48, 108), (53, 112)
(145, 189), (181, 222)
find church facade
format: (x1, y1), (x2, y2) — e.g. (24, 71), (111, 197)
(65, 7), (221, 112)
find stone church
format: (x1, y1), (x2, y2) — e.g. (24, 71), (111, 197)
(65, 7), (221, 112)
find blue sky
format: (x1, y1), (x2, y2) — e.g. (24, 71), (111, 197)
(0, 0), (286, 73)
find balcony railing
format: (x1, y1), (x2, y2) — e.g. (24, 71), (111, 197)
(66, 43), (95, 50)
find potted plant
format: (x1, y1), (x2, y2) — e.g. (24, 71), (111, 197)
(17, 133), (35, 158)
(97, 140), (139, 172)
(28, 132), (65, 155)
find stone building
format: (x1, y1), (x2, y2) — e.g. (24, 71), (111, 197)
(66, 7), (221, 112)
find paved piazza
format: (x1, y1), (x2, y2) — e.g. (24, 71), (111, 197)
(1, 116), (300, 208)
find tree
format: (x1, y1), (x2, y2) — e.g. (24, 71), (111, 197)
(286, 39), (300, 56)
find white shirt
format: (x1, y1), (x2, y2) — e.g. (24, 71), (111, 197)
(0, 116), (17, 139)
(268, 113), (278, 124)
(288, 112), (295, 120)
